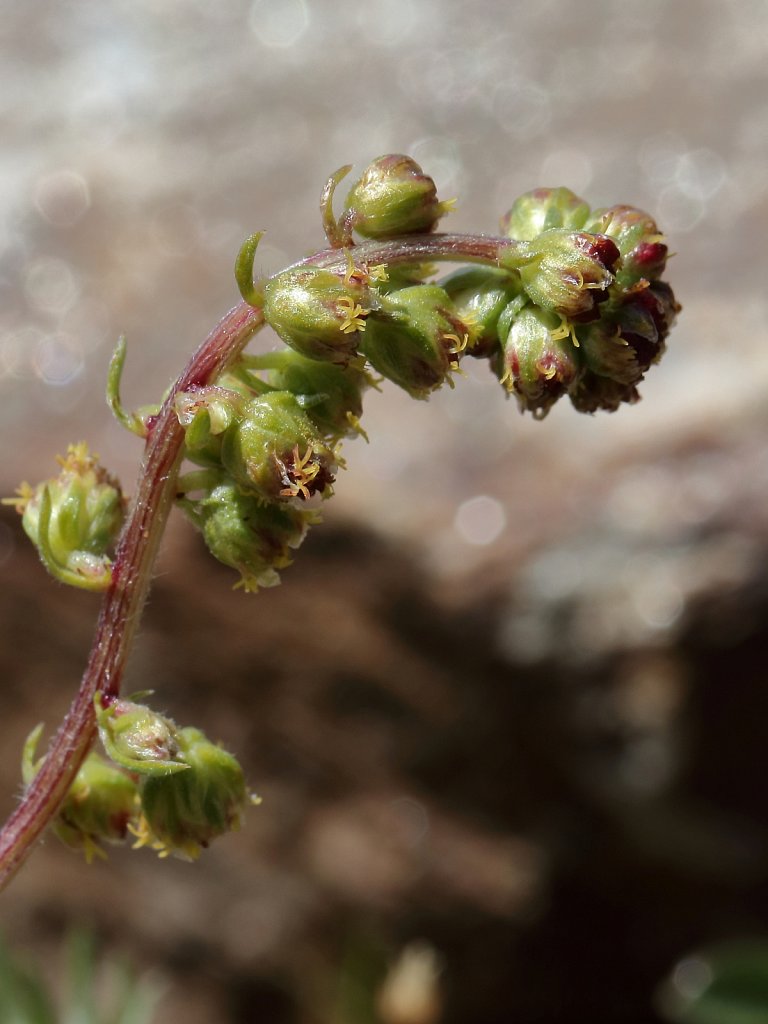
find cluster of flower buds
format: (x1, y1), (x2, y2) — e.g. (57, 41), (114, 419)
(495, 188), (679, 415)
(257, 156), (679, 425)
(22, 697), (254, 862)
(172, 349), (371, 590)
(9, 155), (680, 875)
(4, 443), (125, 591)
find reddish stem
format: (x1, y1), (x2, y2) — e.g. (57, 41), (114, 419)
(0, 302), (263, 889)
(0, 232), (512, 891)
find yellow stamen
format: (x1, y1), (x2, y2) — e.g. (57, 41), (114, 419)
(337, 296), (369, 334)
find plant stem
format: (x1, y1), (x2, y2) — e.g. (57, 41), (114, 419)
(0, 232), (510, 891)
(297, 233), (508, 273)
(0, 302), (263, 890)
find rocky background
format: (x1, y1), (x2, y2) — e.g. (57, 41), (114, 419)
(2, 1), (768, 1021)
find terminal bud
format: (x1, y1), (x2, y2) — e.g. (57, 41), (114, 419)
(342, 154), (453, 239)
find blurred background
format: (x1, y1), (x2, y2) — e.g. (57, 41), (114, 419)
(2, 0), (768, 1021)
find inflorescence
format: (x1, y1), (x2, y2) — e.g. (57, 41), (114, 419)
(6, 155), (679, 865)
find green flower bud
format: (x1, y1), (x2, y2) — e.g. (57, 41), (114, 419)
(496, 304), (580, 418)
(22, 725), (139, 863)
(175, 386), (244, 467)
(440, 267), (521, 357)
(136, 727), (252, 861)
(263, 267), (371, 364)
(575, 280), (680, 391)
(501, 230), (620, 321)
(221, 392), (337, 502)
(501, 187), (590, 241)
(181, 480), (316, 592)
(263, 349), (370, 440)
(343, 154), (453, 239)
(11, 443), (126, 591)
(577, 318), (642, 386)
(585, 205), (668, 291)
(95, 695), (188, 775)
(362, 285), (469, 398)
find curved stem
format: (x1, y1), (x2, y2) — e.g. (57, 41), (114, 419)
(294, 232), (510, 273)
(0, 231), (510, 891)
(0, 302), (264, 890)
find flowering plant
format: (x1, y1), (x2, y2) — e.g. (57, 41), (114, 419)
(0, 155), (679, 887)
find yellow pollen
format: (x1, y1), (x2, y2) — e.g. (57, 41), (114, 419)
(280, 445), (322, 500)
(57, 441), (97, 473)
(337, 296), (369, 334)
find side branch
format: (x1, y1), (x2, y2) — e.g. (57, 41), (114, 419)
(0, 302), (264, 890)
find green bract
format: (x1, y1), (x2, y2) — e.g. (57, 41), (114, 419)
(95, 695), (188, 775)
(175, 386), (244, 467)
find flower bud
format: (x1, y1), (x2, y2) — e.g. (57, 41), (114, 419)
(569, 371), (640, 414)
(586, 205), (667, 290)
(175, 386), (244, 466)
(577, 319), (642, 386)
(263, 267), (370, 364)
(264, 349), (370, 440)
(496, 305), (580, 417)
(96, 695), (187, 775)
(12, 443), (125, 591)
(181, 480), (316, 591)
(501, 187), (590, 241)
(576, 279), (680, 388)
(501, 230), (620, 321)
(361, 285), (470, 398)
(633, 280), (681, 340)
(22, 726), (138, 863)
(137, 727), (251, 860)
(343, 154), (453, 239)
(221, 392), (337, 502)
(439, 267), (521, 357)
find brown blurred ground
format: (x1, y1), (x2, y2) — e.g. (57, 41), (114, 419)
(2, 1), (768, 1021)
